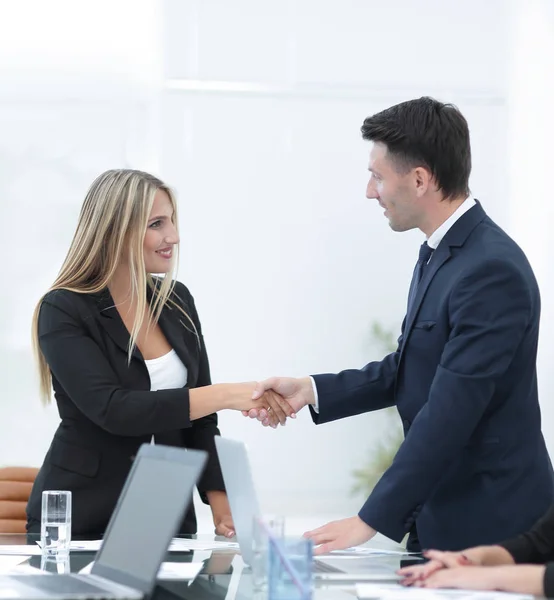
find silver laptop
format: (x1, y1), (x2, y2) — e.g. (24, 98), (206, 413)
(214, 436), (406, 582)
(0, 444), (207, 599)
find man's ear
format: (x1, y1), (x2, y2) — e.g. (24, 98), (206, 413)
(413, 166), (432, 197)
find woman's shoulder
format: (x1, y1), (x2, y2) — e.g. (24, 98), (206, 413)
(171, 279), (193, 303)
(42, 288), (85, 309)
(40, 289), (105, 321)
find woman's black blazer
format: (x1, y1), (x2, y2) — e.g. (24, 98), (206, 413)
(26, 280), (225, 535)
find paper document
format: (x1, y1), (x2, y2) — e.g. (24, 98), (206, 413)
(169, 539), (238, 552)
(0, 556), (31, 572)
(331, 546), (418, 556)
(356, 583), (533, 600)
(80, 561), (203, 581)
(0, 545), (42, 556)
(58, 538), (239, 553)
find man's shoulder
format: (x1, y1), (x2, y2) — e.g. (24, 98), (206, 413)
(469, 216), (531, 266)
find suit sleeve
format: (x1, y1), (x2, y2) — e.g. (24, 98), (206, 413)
(309, 324), (404, 424)
(357, 259), (533, 541)
(499, 503), (554, 564)
(39, 291), (193, 437)
(176, 285), (225, 503)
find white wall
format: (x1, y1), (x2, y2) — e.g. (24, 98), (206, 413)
(1, 0), (551, 530)
(507, 0), (554, 451)
(160, 0), (513, 517)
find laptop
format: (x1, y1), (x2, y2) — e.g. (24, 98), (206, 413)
(0, 444), (207, 599)
(214, 436), (410, 582)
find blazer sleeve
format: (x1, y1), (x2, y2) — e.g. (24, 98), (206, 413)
(175, 284), (225, 502)
(499, 503), (554, 564)
(309, 323), (404, 424)
(38, 290), (193, 437)
(357, 259), (533, 541)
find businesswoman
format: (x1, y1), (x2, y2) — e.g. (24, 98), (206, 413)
(27, 169), (288, 537)
(398, 503), (554, 597)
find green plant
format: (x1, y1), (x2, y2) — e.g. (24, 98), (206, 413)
(351, 321), (403, 497)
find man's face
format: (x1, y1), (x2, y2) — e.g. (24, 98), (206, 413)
(365, 142), (421, 232)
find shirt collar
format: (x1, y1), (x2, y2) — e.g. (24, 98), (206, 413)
(427, 196), (476, 250)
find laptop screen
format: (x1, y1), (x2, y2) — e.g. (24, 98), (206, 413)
(214, 437), (261, 565)
(92, 446), (206, 593)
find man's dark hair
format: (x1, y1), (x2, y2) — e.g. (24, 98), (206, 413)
(361, 97), (471, 200)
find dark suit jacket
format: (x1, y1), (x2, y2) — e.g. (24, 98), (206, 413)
(311, 202), (554, 551)
(26, 280), (225, 536)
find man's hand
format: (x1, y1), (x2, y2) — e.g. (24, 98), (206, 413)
(242, 377), (314, 428)
(304, 515), (376, 555)
(228, 383), (294, 426)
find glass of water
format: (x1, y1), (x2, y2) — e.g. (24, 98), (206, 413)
(41, 490), (71, 555)
(251, 514), (285, 590)
(268, 537), (313, 600)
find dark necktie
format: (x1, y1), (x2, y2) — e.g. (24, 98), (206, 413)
(407, 242), (434, 315)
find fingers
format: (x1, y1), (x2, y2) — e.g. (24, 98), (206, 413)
(215, 523), (235, 538)
(399, 560), (443, 585)
(264, 391), (295, 425)
(304, 526), (346, 556)
(251, 377), (279, 400)
(423, 550), (470, 568)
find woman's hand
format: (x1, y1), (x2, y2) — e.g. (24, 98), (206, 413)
(407, 565), (545, 597)
(207, 491), (235, 538)
(398, 549), (476, 584)
(230, 383), (293, 426)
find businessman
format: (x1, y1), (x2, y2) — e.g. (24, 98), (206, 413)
(246, 97), (554, 554)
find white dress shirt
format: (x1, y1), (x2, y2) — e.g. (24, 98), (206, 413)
(311, 196), (476, 412)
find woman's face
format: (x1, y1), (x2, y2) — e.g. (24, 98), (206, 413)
(143, 190), (179, 274)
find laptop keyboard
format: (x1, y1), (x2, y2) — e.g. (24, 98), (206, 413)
(8, 575), (112, 597)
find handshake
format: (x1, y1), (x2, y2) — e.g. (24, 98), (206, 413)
(236, 376), (316, 428)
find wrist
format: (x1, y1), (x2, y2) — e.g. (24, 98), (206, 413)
(473, 545), (514, 566)
(300, 377), (316, 406)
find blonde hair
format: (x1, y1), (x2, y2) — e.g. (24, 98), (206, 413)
(32, 169), (196, 404)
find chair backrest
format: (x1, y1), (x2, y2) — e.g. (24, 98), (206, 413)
(0, 467), (39, 533)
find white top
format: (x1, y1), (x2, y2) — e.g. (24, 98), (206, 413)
(145, 349), (188, 391)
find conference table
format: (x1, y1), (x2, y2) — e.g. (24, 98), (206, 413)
(0, 533), (413, 599)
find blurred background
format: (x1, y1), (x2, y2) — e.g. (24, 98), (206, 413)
(1, 0), (553, 537)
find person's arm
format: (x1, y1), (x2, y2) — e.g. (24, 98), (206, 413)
(498, 503), (554, 564)
(357, 259), (533, 542)
(38, 292), (268, 437)
(309, 324), (405, 424)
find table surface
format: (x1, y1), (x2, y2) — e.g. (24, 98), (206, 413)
(0, 533), (417, 599)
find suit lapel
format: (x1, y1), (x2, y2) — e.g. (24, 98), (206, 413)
(91, 289), (143, 360)
(399, 201), (488, 357)
(403, 243), (451, 338)
(90, 287), (197, 382)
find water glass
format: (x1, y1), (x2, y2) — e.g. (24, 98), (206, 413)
(41, 490), (72, 555)
(251, 514), (285, 590)
(41, 553), (71, 573)
(268, 537), (313, 600)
